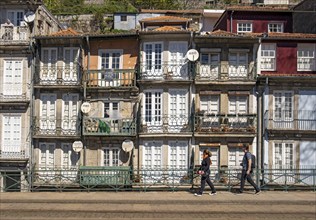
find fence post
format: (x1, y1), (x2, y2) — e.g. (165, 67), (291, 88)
(313, 168), (316, 192)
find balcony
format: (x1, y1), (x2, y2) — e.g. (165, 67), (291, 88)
(85, 69), (136, 89)
(83, 117), (136, 136)
(138, 62), (192, 81)
(33, 117), (81, 137)
(0, 82), (30, 103)
(0, 24), (29, 44)
(264, 110), (316, 131)
(195, 113), (256, 133)
(0, 143), (29, 160)
(34, 65), (82, 86)
(196, 62), (255, 81)
(139, 115), (192, 134)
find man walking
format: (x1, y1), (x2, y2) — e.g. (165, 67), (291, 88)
(237, 145), (261, 195)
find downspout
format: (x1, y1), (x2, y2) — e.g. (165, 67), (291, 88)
(230, 11), (234, 33)
(83, 35), (90, 166)
(261, 77), (269, 174)
(255, 37), (261, 186)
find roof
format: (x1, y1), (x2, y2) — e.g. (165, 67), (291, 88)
(225, 5), (291, 12)
(153, 26), (182, 31)
(50, 28), (80, 36)
(259, 73), (316, 77)
(140, 15), (191, 23)
(140, 9), (203, 14)
(245, 32), (316, 39)
(198, 30), (257, 39)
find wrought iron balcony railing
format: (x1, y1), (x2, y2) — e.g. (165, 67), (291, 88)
(264, 110), (316, 131)
(83, 117), (136, 136)
(85, 69), (136, 88)
(0, 82), (30, 102)
(0, 24), (29, 42)
(138, 62), (192, 80)
(34, 65), (82, 86)
(195, 113), (256, 133)
(196, 62), (256, 81)
(33, 117), (81, 137)
(0, 142), (29, 159)
(139, 115), (192, 133)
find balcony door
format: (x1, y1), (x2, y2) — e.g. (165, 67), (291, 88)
(228, 95), (248, 128)
(143, 42), (163, 79)
(3, 60), (22, 96)
(63, 48), (79, 83)
(98, 49), (122, 87)
(169, 41), (188, 79)
(41, 48), (57, 84)
(40, 94), (57, 134)
(2, 115), (21, 157)
(7, 10), (24, 26)
(62, 93), (79, 134)
(143, 90), (163, 132)
(168, 89), (188, 132)
(274, 91), (293, 129)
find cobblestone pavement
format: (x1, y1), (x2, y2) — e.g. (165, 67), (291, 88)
(0, 191), (315, 219)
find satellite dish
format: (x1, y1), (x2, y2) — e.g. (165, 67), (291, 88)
(72, 141), (83, 153)
(81, 102), (91, 114)
(24, 11), (35, 23)
(186, 49), (199, 62)
(122, 140), (134, 152)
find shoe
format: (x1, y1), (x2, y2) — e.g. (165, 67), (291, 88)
(194, 193), (202, 196)
(235, 190), (243, 195)
(209, 192), (217, 196)
(255, 190), (261, 195)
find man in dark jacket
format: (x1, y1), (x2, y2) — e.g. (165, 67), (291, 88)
(237, 145), (261, 195)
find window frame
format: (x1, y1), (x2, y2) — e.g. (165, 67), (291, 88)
(237, 22), (252, 33)
(261, 43), (276, 71)
(297, 44), (316, 71)
(268, 23), (284, 33)
(101, 146), (121, 166)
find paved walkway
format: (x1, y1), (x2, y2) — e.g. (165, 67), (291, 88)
(0, 191), (315, 219)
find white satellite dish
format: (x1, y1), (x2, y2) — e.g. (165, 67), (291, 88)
(81, 102), (91, 114)
(122, 140), (134, 152)
(24, 11), (35, 23)
(72, 141), (83, 153)
(186, 49), (199, 62)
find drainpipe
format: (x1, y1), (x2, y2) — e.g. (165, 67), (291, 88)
(230, 11), (234, 33)
(83, 36), (90, 166)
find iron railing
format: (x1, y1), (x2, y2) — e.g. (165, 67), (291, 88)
(139, 115), (192, 133)
(1, 166), (315, 192)
(82, 117), (136, 136)
(264, 110), (316, 131)
(85, 69), (136, 88)
(32, 117), (81, 137)
(34, 65), (82, 86)
(0, 25), (29, 41)
(194, 114), (256, 133)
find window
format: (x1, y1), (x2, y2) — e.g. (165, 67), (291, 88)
(143, 42), (163, 77)
(39, 143), (55, 168)
(40, 94), (57, 133)
(200, 53), (220, 79)
(169, 89), (188, 131)
(62, 93), (79, 133)
(104, 102), (119, 119)
(144, 90), (162, 124)
(200, 95), (220, 114)
(297, 44), (316, 71)
(1, 115), (21, 156)
(63, 48), (79, 82)
(169, 42), (188, 78)
(7, 10), (24, 26)
(268, 23), (283, 33)
(228, 147), (243, 167)
(120, 15), (127, 22)
(103, 147), (120, 166)
(143, 141), (162, 168)
(61, 143), (79, 168)
(274, 142), (294, 169)
(41, 48), (57, 83)
(168, 141), (188, 169)
(274, 91), (293, 129)
(3, 60), (23, 96)
(261, 44), (276, 71)
(237, 23), (252, 33)
(229, 95), (248, 115)
(98, 49), (122, 86)
(229, 52), (248, 78)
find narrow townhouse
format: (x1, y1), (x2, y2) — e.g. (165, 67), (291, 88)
(0, 0), (60, 192)
(81, 32), (139, 187)
(137, 15), (196, 186)
(32, 28), (83, 188)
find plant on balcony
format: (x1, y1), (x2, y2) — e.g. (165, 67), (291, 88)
(98, 120), (111, 133)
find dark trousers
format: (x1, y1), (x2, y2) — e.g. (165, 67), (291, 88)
(240, 169), (260, 192)
(199, 174), (216, 194)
